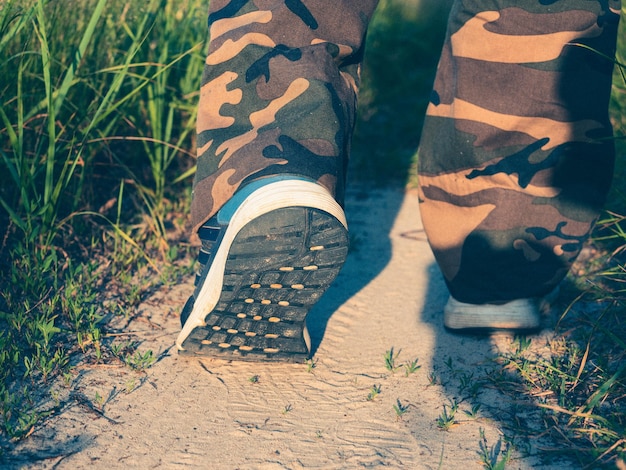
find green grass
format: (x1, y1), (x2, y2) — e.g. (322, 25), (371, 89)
(0, 0), (203, 442)
(478, 428), (512, 470)
(0, 1), (625, 468)
(436, 400), (458, 431)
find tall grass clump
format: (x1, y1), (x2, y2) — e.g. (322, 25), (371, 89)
(0, 0), (205, 442)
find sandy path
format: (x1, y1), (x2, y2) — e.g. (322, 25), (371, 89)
(10, 188), (562, 469)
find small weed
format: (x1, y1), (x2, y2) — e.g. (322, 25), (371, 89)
(125, 349), (155, 371)
(478, 428), (512, 470)
(457, 371), (475, 393)
(462, 381), (484, 400)
(404, 358), (421, 376)
(514, 335), (532, 355)
(124, 378), (137, 393)
(316, 430), (323, 439)
(127, 284), (143, 307)
(436, 401), (458, 431)
(306, 359), (317, 373)
(367, 384), (382, 401)
(427, 371), (439, 386)
(248, 375), (260, 384)
(450, 399), (459, 413)
(443, 355), (462, 375)
(62, 371), (73, 387)
(384, 347), (401, 373)
(110, 342), (124, 358)
(393, 399), (409, 419)
(2, 405), (40, 440)
(111, 340), (138, 362)
(94, 391), (105, 410)
(463, 403), (482, 419)
(282, 404), (293, 415)
(50, 389), (61, 407)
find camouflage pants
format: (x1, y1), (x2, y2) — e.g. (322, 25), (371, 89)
(192, 0), (622, 304)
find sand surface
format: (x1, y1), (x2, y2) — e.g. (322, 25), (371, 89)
(9, 188), (566, 469)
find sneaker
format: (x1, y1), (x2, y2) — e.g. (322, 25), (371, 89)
(443, 289), (558, 332)
(176, 177), (349, 362)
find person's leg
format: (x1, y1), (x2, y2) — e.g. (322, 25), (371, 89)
(178, 1), (378, 360)
(418, 0), (622, 329)
(191, 0), (378, 230)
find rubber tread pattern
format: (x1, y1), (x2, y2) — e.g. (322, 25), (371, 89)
(180, 207), (348, 362)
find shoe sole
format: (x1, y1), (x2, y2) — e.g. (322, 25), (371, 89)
(176, 181), (348, 362)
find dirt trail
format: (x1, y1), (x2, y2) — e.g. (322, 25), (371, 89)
(10, 188), (564, 469)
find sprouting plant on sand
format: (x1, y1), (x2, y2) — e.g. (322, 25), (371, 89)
(367, 384), (382, 401)
(477, 428), (512, 470)
(436, 400), (459, 431)
(384, 347), (401, 372)
(393, 399), (409, 419)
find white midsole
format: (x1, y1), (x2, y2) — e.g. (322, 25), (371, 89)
(176, 180), (347, 350)
(444, 297), (540, 329)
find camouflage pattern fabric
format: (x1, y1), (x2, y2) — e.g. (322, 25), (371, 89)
(191, 0), (378, 231)
(192, 0), (621, 304)
(418, 0), (621, 303)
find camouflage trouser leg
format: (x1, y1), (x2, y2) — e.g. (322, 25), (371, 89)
(192, 0), (621, 305)
(418, 0), (622, 304)
(191, 0), (379, 232)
